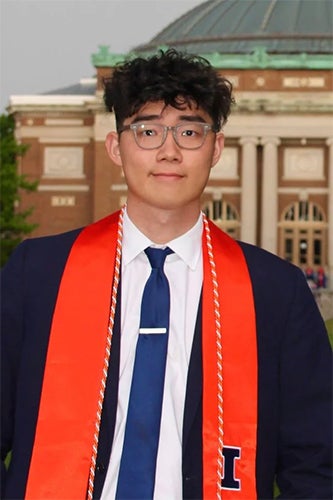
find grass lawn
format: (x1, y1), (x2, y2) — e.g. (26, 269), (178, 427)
(326, 318), (333, 348)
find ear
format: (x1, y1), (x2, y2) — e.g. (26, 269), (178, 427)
(211, 132), (225, 168)
(105, 131), (123, 167)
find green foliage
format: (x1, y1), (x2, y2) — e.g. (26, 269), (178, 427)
(0, 113), (38, 266)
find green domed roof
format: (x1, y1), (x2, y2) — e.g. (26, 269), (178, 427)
(136, 0), (333, 54)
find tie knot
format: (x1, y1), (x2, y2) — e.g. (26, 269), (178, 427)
(145, 247), (173, 269)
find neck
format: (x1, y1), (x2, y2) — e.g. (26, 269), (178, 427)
(126, 201), (201, 244)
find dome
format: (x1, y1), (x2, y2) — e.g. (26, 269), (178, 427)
(135, 0), (333, 55)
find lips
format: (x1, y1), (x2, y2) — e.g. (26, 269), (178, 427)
(151, 172), (184, 179)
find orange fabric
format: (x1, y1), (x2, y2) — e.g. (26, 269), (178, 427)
(26, 214), (258, 499)
(202, 221), (258, 499)
(25, 212), (120, 499)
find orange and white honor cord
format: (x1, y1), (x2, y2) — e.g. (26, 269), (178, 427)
(87, 208), (224, 499)
(203, 213), (224, 499)
(87, 207), (124, 500)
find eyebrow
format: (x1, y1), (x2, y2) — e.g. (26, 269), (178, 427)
(131, 114), (160, 123)
(178, 115), (207, 123)
(130, 114), (208, 124)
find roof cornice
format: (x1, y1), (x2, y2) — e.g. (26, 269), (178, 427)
(91, 45), (333, 70)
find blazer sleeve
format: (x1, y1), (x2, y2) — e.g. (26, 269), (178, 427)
(1, 242), (27, 494)
(275, 267), (332, 498)
(1, 229), (81, 498)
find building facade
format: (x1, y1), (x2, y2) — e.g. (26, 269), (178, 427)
(8, 0), (333, 286)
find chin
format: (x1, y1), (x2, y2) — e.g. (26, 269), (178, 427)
(151, 196), (196, 212)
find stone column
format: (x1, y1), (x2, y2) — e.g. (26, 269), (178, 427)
(260, 137), (281, 254)
(239, 137), (258, 244)
(326, 138), (333, 289)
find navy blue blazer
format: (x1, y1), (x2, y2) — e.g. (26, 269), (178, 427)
(1, 226), (332, 499)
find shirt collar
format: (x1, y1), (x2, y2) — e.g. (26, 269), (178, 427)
(122, 208), (203, 270)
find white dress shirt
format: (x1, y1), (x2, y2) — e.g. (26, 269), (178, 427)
(101, 210), (203, 499)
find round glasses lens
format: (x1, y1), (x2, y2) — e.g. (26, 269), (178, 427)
(134, 124), (164, 149)
(176, 123), (207, 149)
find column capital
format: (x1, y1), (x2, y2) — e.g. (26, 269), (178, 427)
(326, 137), (333, 147)
(238, 136), (259, 146)
(212, 190), (223, 201)
(260, 136), (281, 146)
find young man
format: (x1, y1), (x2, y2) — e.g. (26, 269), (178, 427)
(1, 49), (332, 499)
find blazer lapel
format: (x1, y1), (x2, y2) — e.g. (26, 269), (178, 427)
(183, 292), (202, 449)
(93, 281), (121, 499)
(182, 294), (203, 499)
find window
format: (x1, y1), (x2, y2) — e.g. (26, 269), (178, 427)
(279, 201), (327, 267)
(203, 200), (240, 239)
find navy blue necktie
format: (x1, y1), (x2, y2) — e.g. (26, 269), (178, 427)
(116, 247), (173, 499)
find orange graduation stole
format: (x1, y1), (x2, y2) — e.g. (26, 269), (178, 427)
(25, 209), (258, 499)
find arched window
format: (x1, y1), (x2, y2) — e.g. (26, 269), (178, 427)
(203, 200), (240, 239)
(279, 201), (327, 267)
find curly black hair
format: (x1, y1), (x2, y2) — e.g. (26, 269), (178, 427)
(103, 49), (234, 132)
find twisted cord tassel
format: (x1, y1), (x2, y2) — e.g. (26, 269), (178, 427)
(203, 214), (224, 499)
(87, 207), (124, 500)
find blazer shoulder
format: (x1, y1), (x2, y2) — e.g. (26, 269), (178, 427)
(238, 241), (303, 280)
(23, 227), (83, 254)
(1, 227), (84, 290)
(8, 227), (82, 264)
(236, 240), (313, 308)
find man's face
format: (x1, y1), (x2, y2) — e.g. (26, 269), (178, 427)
(105, 100), (224, 215)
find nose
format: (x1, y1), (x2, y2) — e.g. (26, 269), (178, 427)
(156, 128), (182, 162)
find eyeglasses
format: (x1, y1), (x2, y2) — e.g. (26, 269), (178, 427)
(118, 122), (215, 150)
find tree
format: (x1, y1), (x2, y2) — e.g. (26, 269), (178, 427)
(0, 113), (38, 266)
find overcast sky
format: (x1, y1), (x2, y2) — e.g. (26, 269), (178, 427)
(0, 0), (204, 111)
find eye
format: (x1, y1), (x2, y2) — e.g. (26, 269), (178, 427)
(136, 124), (160, 138)
(178, 123), (205, 138)
(181, 129), (197, 137)
(142, 128), (156, 137)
